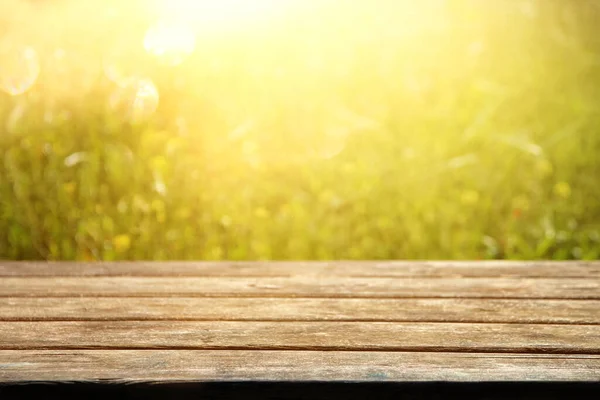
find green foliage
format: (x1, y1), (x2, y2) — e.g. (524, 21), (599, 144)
(1, 0), (599, 260)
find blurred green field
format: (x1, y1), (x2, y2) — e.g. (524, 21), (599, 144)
(1, 0), (599, 261)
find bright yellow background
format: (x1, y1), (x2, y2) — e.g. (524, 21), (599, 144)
(1, 0), (599, 260)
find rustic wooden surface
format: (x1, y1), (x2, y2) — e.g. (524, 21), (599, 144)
(2, 298), (599, 323)
(2, 351), (600, 382)
(1, 276), (598, 298)
(0, 261), (599, 383)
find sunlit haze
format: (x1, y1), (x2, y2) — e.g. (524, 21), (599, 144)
(1, 0), (599, 260)
(156, 0), (301, 30)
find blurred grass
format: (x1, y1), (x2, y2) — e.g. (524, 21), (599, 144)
(1, 0), (600, 261)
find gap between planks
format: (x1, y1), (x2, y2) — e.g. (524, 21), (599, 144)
(0, 277), (598, 298)
(1, 261), (598, 278)
(1, 350), (599, 382)
(0, 298), (598, 324)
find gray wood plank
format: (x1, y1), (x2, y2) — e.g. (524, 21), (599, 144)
(0, 321), (598, 353)
(1, 261), (598, 278)
(0, 277), (598, 298)
(0, 297), (598, 324)
(1, 350), (599, 382)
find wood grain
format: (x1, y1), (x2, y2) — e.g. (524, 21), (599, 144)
(0, 297), (598, 324)
(1, 261), (598, 278)
(1, 321), (598, 353)
(1, 350), (599, 382)
(0, 276), (597, 298)
(0, 261), (598, 384)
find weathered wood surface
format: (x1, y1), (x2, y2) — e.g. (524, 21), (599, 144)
(0, 261), (598, 383)
(1, 321), (598, 353)
(1, 351), (599, 382)
(1, 297), (598, 324)
(1, 277), (598, 298)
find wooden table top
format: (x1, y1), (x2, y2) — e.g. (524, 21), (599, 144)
(0, 261), (599, 383)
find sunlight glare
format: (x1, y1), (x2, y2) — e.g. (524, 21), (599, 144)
(144, 21), (196, 66)
(157, 0), (297, 32)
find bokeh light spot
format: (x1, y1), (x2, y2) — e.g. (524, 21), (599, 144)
(109, 78), (160, 122)
(144, 21), (196, 66)
(103, 43), (148, 86)
(311, 127), (349, 160)
(0, 44), (40, 96)
(48, 48), (101, 101)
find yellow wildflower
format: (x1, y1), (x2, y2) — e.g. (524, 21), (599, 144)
(553, 182), (572, 199)
(113, 234), (132, 253)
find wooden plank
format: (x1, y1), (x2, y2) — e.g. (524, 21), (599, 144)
(0, 277), (598, 298)
(0, 321), (598, 353)
(1, 261), (598, 278)
(0, 297), (598, 324)
(1, 350), (599, 382)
